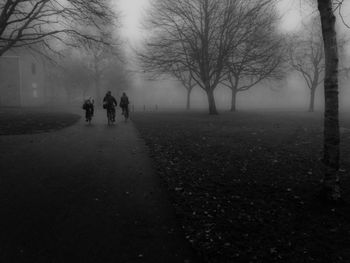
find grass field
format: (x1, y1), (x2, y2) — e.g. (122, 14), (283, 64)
(133, 110), (350, 263)
(0, 107), (81, 135)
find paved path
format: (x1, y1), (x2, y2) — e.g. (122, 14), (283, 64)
(0, 110), (197, 263)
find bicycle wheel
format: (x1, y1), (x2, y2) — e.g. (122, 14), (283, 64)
(125, 110), (129, 121)
(107, 110), (111, 125)
(123, 107), (129, 122)
(112, 110), (116, 122)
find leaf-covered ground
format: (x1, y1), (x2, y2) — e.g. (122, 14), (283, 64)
(0, 107), (81, 135)
(133, 111), (350, 263)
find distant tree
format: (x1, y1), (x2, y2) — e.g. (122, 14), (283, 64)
(82, 31), (121, 104)
(171, 66), (196, 110)
(62, 56), (92, 100)
(44, 60), (65, 103)
(222, 9), (284, 112)
(45, 38), (126, 106)
(0, 0), (116, 56)
(44, 49), (91, 103)
(43, 48), (94, 104)
(140, 0), (276, 114)
(102, 59), (131, 96)
(289, 18), (324, 112)
(84, 43), (111, 104)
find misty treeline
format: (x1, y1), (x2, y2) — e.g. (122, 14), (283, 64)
(289, 15), (349, 113)
(139, 0), (346, 200)
(0, 0), (130, 104)
(138, 0), (349, 115)
(139, 0), (285, 114)
(45, 40), (130, 105)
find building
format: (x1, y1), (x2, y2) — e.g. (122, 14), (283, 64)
(0, 52), (45, 107)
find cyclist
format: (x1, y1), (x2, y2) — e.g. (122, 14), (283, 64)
(82, 97), (94, 123)
(119, 92), (130, 121)
(103, 91), (117, 124)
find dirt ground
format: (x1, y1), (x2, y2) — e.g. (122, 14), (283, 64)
(133, 110), (350, 263)
(0, 109), (198, 263)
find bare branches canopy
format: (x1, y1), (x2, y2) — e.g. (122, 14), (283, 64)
(288, 17), (324, 112)
(139, 0), (283, 114)
(0, 0), (116, 56)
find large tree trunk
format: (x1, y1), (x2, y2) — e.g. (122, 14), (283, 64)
(318, 0), (341, 200)
(230, 88), (237, 112)
(206, 88), (217, 115)
(309, 87), (316, 112)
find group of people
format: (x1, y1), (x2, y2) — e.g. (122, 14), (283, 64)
(82, 91), (129, 124)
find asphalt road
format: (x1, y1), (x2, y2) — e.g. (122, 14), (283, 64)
(0, 110), (197, 263)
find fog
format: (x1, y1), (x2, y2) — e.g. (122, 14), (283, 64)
(122, 0), (350, 113)
(125, 73), (350, 112)
(1, 0), (350, 113)
(122, 75), (345, 114)
(1, 2), (349, 261)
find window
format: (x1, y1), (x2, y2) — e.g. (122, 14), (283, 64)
(31, 63), (36, 75)
(32, 83), (38, 98)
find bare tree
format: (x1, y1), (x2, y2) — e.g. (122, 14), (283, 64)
(317, 0), (341, 200)
(289, 18), (324, 112)
(103, 59), (131, 97)
(171, 66), (196, 110)
(62, 55), (92, 100)
(84, 42), (112, 104)
(0, 0), (116, 56)
(44, 48), (92, 104)
(81, 30), (121, 105)
(222, 9), (284, 112)
(140, 0), (275, 114)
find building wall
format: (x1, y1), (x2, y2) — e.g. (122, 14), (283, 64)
(0, 52), (45, 107)
(20, 54), (45, 106)
(0, 56), (21, 106)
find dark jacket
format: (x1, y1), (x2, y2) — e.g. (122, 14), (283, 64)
(103, 94), (117, 108)
(120, 95), (129, 108)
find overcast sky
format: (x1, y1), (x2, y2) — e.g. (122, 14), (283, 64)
(116, 0), (350, 40)
(116, 0), (308, 42)
(116, 0), (150, 42)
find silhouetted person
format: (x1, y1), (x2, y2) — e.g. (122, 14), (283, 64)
(103, 91), (117, 123)
(119, 92), (130, 120)
(82, 97), (94, 123)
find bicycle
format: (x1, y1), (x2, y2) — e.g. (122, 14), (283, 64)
(86, 108), (93, 124)
(82, 99), (94, 124)
(122, 106), (129, 122)
(106, 107), (116, 125)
